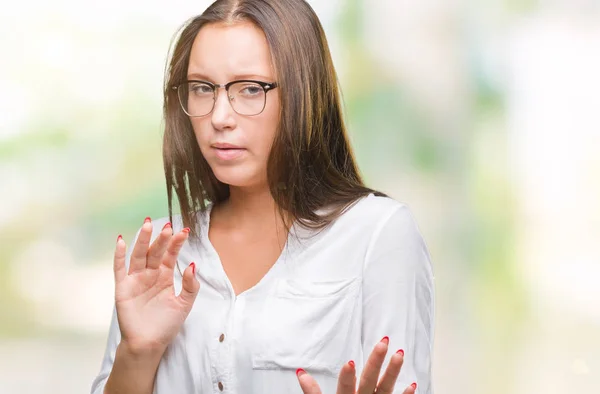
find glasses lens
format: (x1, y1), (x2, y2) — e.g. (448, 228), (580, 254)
(178, 82), (215, 117)
(229, 81), (266, 115)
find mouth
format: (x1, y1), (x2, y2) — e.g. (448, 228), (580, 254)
(210, 143), (246, 160)
(212, 142), (243, 149)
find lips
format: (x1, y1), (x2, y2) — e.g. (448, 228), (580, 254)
(211, 142), (246, 161)
(211, 142), (243, 149)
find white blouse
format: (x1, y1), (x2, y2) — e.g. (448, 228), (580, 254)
(91, 194), (435, 394)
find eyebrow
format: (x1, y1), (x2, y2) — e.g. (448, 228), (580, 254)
(186, 72), (275, 82)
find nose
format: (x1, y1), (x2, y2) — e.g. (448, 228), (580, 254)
(211, 87), (236, 131)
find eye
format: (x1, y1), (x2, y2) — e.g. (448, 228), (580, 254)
(238, 84), (263, 96)
(189, 83), (213, 95)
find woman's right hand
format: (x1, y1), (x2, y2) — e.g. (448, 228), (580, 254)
(113, 218), (200, 355)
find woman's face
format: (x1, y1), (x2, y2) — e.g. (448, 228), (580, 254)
(186, 21), (280, 189)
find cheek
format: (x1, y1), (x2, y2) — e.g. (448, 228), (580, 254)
(236, 116), (279, 156)
(258, 100), (280, 149)
(254, 119), (279, 153)
(190, 119), (211, 146)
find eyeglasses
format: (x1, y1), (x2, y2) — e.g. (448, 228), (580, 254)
(172, 79), (278, 117)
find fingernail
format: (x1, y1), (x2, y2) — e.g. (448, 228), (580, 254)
(411, 382), (417, 390)
(397, 349), (404, 356)
(182, 227), (190, 234)
(144, 217), (151, 223)
(381, 336), (389, 344)
(296, 368), (306, 377)
(348, 360), (355, 368)
(162, 222), (172, 230)
(116, 234), (122, 243)
(190, 262), (196, 275)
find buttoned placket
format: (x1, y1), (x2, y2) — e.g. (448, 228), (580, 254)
(213, 285), (238, 394)
(203, 206), (300, 394)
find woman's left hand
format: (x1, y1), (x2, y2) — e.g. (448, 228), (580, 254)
(296, 337), (417, 394)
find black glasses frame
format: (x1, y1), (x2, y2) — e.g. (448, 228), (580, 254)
(172, 79), (278, 117)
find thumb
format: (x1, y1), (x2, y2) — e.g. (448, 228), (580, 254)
(179, 262), (200, 307)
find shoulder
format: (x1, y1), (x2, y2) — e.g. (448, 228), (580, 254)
(312, 193), (421, 249)
(350, 195), (433, 279)
(343, 194), (428, 254)
(337, 193), (414, 231)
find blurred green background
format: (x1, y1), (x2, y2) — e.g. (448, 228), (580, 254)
(1, 0), (599, 393)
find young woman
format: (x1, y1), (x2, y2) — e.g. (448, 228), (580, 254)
(91, 1), (435, 393)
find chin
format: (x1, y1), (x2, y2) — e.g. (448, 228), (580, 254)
(211, 165), (264, 189)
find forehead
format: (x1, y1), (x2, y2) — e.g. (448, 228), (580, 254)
(188, 21), (274, 81)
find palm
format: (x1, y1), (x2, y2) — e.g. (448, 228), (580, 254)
(116, 262), (175, 303)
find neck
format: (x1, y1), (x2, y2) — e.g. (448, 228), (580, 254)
(216, 184), (283, 227)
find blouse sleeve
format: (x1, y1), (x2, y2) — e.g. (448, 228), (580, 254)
(90, 228), (140, 394)
(90, 306), (122, 394)
(361, 204), (435, 393)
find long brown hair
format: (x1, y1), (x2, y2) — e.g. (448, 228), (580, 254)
(163, 0), (385, 237)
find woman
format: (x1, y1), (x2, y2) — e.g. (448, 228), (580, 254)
(91, 0), (435, 393)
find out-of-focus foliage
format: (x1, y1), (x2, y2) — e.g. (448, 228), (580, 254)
(1, 1), (598, 393)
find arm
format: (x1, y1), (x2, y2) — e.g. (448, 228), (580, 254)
(362, 204), (435, 393)
(105, 341), (166, 394)
(91, 308), (166, 394)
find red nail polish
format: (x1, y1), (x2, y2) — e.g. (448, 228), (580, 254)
(381, 336), (389, 344)
(397, 349), (404, 356)
(162, 222), (172, 230)
(116, 234), (122, 242)
(144, 217), (151, 223)
(411, 382), (417, 389)
(190, 262), (196, 275)
(296, 368), (306, 377)
(348, 360), (355, 368)
(182, 227), (190, 234)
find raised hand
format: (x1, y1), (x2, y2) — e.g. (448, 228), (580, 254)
(113, 218), (200, 354)
(296, 337), (417, 394)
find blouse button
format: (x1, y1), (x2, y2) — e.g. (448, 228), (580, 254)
(219, 333), (225, 342)
(218, 381), (224, 391)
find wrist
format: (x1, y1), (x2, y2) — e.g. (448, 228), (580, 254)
(118, 338), (167, 361)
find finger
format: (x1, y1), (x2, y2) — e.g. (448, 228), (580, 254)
(113, 235), (127, 284)
(128, 217), (153, 274)
(146, 222), (173, 270)
(296, 369), (321, 394)
(161, 227), (190, 269)
(336, 361), (357, 394)
(357, 337), (389, 394)
(178, 262), (200, 308)
(402, 382), (417, 394)
(374, 349), (405, 394)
